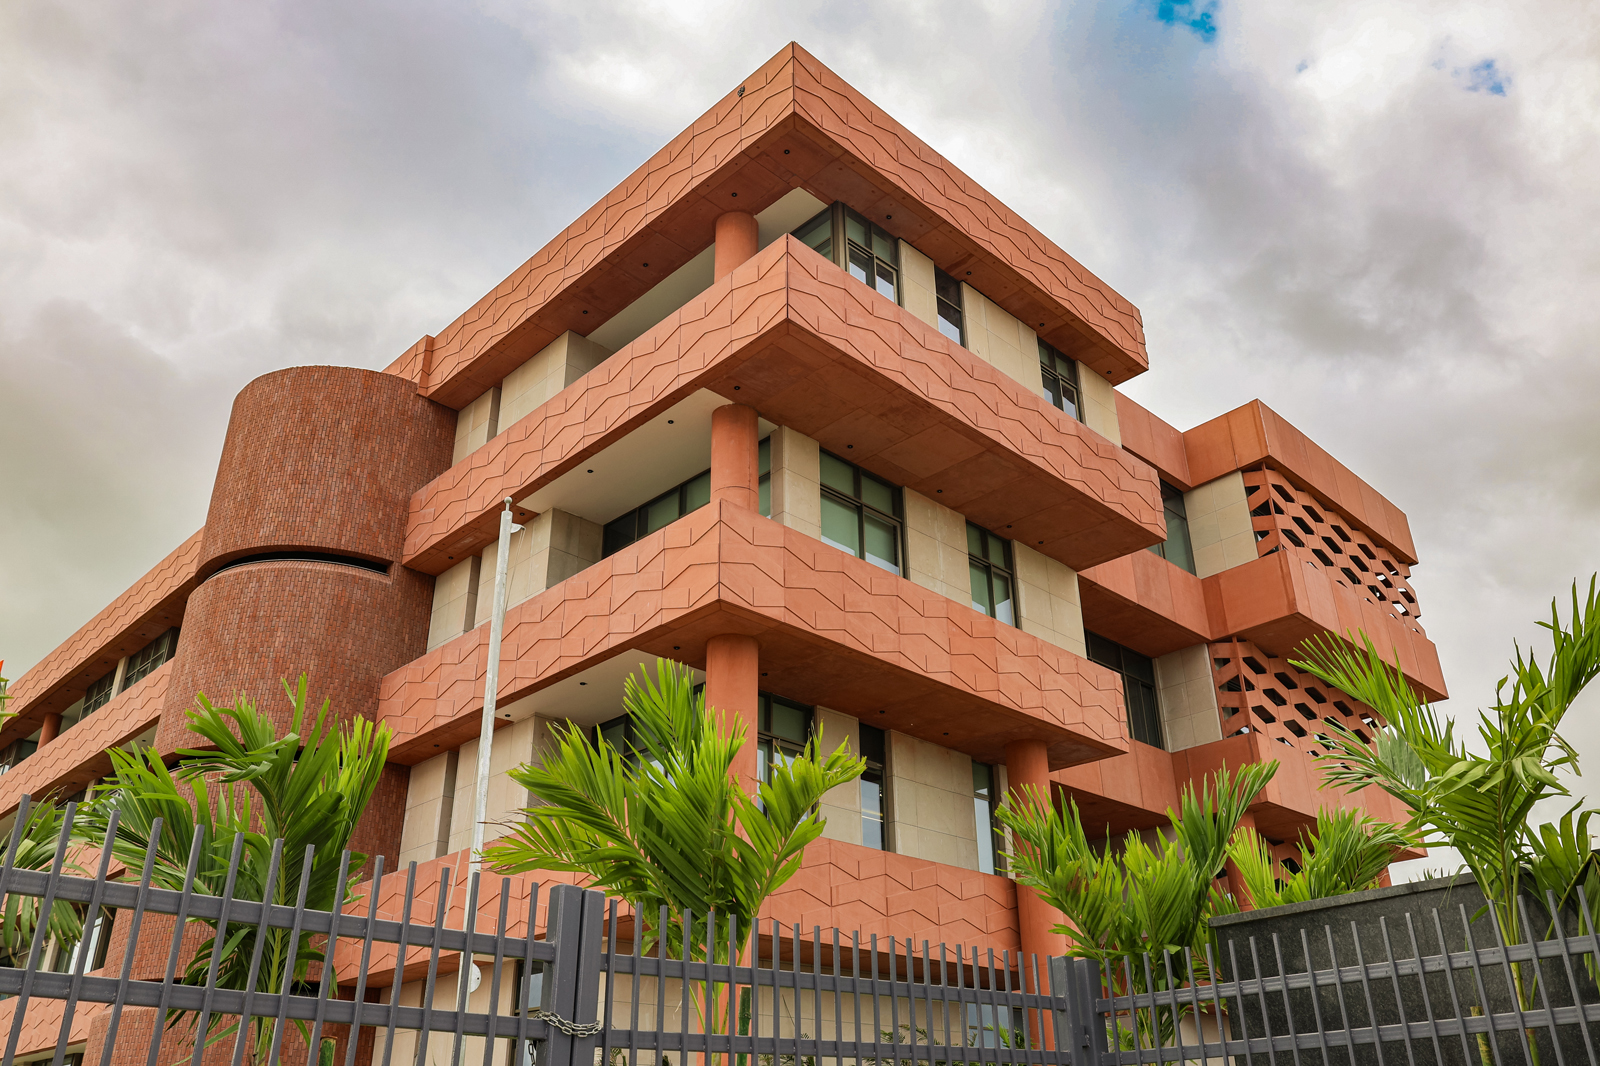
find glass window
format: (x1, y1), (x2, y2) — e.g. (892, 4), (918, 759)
(972, 762), (1005, 875)
(758, 436), (772, 518)
(0, 738), (37, 777)
(1038, 340), (1082, 422)
(966, 1003), (1023, 1049)
(757, 694), (812, 785)
(1086, 631), (1163, 748)
(793, 209), (834, 261)
(602, 469), (713, 557)
(818, 452), (903, 575)
(1146, 481), (1196, 574)
(966, 523), (1015, 626)
(859, 723), (887, 850)
(122, 629), (178, 691)
(792, 203), (899, 305)
(82, 671), (116, 716)
(935, 269), (965, 345)
(53, 908), (114, 974)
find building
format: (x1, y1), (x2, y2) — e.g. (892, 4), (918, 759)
(0, 43), (1445, 1064)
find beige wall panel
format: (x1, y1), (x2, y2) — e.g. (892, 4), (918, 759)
(398, 750), (458, 867)
(902, 489), (971, 605)
(816, 707), (863, 846)
(898, 240), (938, 330)
(768, 426), (822, 540)
(376, 961), (521, 1066)
(960, 283), (1044, 396)
(1013, 543), (1087, 657)
(545, 509), (604, 586)
(452, 387), (501, 465)
(425, 555), (482, 651)
(1154, 644), (1224, 752)
(1185, 471), (1257, 578)
(448, 716), (557, 855)
(887, 731), (979, 872)
(479, 520), (543, 611)
(1078, 370), (1123, 446)
(499, 331), (613, 430)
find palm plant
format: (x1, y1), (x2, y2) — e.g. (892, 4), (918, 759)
(76, 676), (392, 1066)
(0, 798), (85, 959)
(0, 664), (87, 964)
(995, 762), (1277, 1046)
(1227, 807), (1413, 910)
(484, 659), (864, 1027)
(1294, 577), (1600, 1007)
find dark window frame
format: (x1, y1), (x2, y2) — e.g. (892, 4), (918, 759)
(966, 522), (1016, 626)
(971, 761), (1005, 875)
(818, 450), (905, 576)
(82, 670), (116, 716)
(1086, 631), (1164, 749)
(122, 628), (178, 692)
(793, 204), (900, 306)
(1038, 339), (1083, 422)
(1146, 481), (1196, 574)
(756, 692), (813, 786)
(935, 268), (965, 346)
(758, 435), (772, 518)
(602, 468), (712, 558)
(858, 723), (888, 851)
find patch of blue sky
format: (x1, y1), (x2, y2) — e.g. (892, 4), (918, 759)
(1463, 58), (1508, 95)
(1149, 0), (1219, 42)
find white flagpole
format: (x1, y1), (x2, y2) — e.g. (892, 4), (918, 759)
(471, 496), (520, 877)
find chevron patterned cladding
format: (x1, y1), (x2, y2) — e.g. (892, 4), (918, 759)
(0, 662), (169, 818)
(326, 837), (1016, 990)
(380, 498), (1128, 769)
(0, 531), (200, 742)
(403, 237), (1163, 577)
(388, 45), (1144, 408)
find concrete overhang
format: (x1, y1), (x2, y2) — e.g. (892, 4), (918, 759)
(380, 499), (1130, 773)
(389, 43), (1147, 409)
(403, 237), (1165, 579)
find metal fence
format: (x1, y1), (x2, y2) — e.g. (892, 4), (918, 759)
(2, 798), (1598, 1066)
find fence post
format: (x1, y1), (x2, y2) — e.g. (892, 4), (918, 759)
(1053, 957), (1108, 1066)
(537, 884), (606, 1066)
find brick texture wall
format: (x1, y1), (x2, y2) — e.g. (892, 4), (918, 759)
(197, 366), (455, 575)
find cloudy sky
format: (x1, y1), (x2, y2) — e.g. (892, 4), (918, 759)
(3, 0), (1597, 859)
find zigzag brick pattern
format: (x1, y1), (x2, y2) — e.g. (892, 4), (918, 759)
(392, 44), (1146, 407)
(784, 49), (1144, 374)
(329, 838), (1015, 990)
(403, 238), (1162, 576)
(0, 661), (169, 817)
(1, 530), (201, 743)
(381, 499), (1127, 769)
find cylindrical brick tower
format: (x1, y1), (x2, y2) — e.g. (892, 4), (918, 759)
(160, 365), (453, 856)
(86, 366), (454, 1066)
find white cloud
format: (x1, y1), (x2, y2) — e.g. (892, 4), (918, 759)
(2, 0), (1598, 845)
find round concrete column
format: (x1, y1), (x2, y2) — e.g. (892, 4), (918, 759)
(704, 633), (760, 792)
(38, 712), (61, 746)
(714, 211), (759, 281)
(1004, 738), (1068, 973)
(710, 402), (760, 511)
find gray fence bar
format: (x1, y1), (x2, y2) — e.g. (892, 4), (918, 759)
(4, 797), (1599, 1066)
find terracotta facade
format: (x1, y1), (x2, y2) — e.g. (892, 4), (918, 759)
(5, 42), (1446, 1064)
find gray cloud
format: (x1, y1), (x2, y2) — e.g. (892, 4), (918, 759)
(3, 0), (1598, 857)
